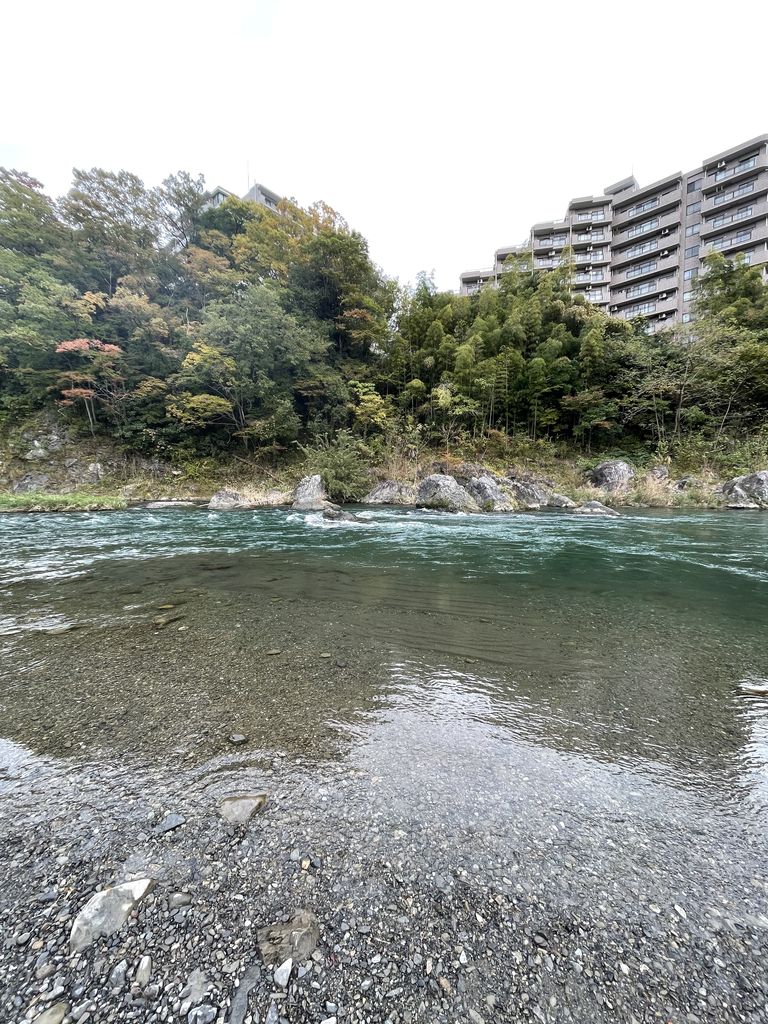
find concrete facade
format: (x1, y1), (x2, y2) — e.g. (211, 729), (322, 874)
(460, 135), (768, 332)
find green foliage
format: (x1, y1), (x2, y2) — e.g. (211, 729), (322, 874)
(1, 163), (767, 474)
(297, 430), (371, 501)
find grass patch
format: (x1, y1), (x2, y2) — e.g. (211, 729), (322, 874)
(0, 492), (128, 513)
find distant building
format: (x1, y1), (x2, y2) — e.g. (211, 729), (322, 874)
(202, 182), (283, 213)
(460, 133), (768, 333)
(243, 182), (281, 211)
(202, 186), (234, 210)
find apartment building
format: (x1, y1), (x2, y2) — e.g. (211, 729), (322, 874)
(460, 134), (768, 332)
(202, 182), (282, 212)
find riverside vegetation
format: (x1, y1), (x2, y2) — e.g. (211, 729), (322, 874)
(1, 167), (768, 511)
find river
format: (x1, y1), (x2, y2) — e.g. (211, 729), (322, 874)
(1, 506), (767, 1023)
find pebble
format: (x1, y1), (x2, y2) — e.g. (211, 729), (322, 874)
(228, 734), (248, 745)
(273, 958), (293, 988)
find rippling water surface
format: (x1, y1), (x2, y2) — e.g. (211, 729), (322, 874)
(1, 505), (768, 832)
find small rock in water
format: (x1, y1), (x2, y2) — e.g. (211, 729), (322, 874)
(218, 793), (268, 824)
(266, 649), (282, 656)
(264, 1002), (280, 1024)
(273, 957), (293, 987)
(153, 612), (185, 628)
(152, 812), (186, 835)
(228, 733), (248, 745)
(169, 891), (192, 909)
(319, 652), (332, 658)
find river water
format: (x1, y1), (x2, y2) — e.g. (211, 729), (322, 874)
(1, 505), (768, 1022)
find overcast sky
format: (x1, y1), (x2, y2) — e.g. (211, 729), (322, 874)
(2, 0), (767, 290)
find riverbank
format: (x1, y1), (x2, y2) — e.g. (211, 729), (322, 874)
(1, 507), (767, 1024)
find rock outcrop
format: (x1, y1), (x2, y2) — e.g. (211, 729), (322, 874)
(362, 480), (417, 505)
(208, 489), (252, 510)
(572, 500), (621, 517)
(465, 475), (516, 512)
(292, 475), (328, 511)
(416, 474), (480, 513)
(588, 460), (635, 492)
(70, 878), (155, 952)
(722, 470), (768, 509)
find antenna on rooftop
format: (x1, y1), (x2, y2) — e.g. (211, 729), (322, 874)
(246, 161), (250, 192)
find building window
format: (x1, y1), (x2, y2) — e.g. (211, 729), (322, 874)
(627, 217), (659, 239)
(684, 245), (700, 258)
(687, 178), (702, 193)
(625, 196), (660, 218)
(624, 301), (657, 318)
(626, 259), (657, 279)
(713, 154), (757, 183)
(585, 289), (604, 301)
(686, 201), (701, 214)
(626, 280), (658, 299)
(714, 180), (755, 206)
(682, 313), (695, 323)
(711, 229), (752, 251)
(709, 205), (754, 229)
(685, 223), (701, 237)
(683, 290), (694, 302)
(684, 268), (699, 281)
(623, 239), (659, 259)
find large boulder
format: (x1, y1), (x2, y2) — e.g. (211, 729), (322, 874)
(465, 475), (516, 512)
(70, 878), (155, 952)
(416, 474), (480, 513)
(722, 471), (768, 508)
(208, 489), (252, 510)
(572, 500), (621, 517)
(588, 460), (635, 492)
(503, 478), (552, 509)
(362, 480), (417, 506)
(292, 474), (328, 511)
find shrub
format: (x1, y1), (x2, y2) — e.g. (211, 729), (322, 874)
(297, 430), (371, 502)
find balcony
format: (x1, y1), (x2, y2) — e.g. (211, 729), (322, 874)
(701, 200), (768, 239)
(702, 172), (768, 215)
(572, 229), (610, 246)
(570, 207), (611, 228)
(611, 278), (678, 308)
(532, 235), (568, 253)
(610, 251), (680, 287)
(613, 207), (681, 245)
(612, 187), (682, 230)
(702, 150), (768, 194)
(612, 231), (680, 269)
(700, 220), (768, 258)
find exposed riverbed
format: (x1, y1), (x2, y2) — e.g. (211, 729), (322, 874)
(1, 507), (768, 1023)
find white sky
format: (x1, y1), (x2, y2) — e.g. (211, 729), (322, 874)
(2, 0), (767, 290)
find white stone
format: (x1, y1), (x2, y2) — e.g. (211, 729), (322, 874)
(69, 878), (155, 952)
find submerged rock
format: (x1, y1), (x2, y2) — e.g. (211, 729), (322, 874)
(416, 474), (479, 513)
(362, 480), (417, 505)
(292, 474), (328, 511)
(208, 489), (252, 510)
(70, 878), (155, 952)
(465, 476), (516, 512)
(257, 909), (320, 965)
(322, 506), (363, 523)
(218, 793), (268, 824)
(152, 812), (186, 835)
(722, 470), (768, 508)
(588, 460), (635, 492)
(572, 500), (621, 517)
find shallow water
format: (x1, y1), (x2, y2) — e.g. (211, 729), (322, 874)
(2, 506), (768, 813)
